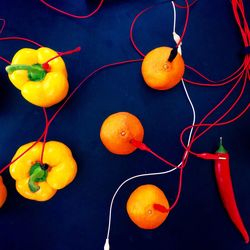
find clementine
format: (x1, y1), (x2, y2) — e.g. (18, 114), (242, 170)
(100, 112), (144, 155)
(0, 176), (7, 208)
(141, 46), (185, 90)
(126, 184), (169, 229)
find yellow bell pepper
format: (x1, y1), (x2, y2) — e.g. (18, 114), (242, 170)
(10, 141), (77, 201)
(6, 47), (69, 107)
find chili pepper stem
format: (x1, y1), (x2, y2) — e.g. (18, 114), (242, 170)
(216, 137), (228, 153)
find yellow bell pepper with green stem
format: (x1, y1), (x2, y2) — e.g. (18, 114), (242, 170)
(9, 141), (77, 201)
(6, 47), (69, 107)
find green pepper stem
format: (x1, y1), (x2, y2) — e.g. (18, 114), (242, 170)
(6, 64), (47, 82)
(6, 64), (35, 74)
(28, 168), (44, 192)
(28, 163), (48, 193)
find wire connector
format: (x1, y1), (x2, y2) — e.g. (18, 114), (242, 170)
(197, 153), (227, 160)
(130, 139), (150, 151)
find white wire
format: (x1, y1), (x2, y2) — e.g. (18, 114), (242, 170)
(104, 2), (196, 249)
(172, 1), (177, 34)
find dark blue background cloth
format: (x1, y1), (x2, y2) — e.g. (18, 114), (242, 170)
(0, 0), (250, 249)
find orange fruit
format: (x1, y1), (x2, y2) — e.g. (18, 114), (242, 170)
(0, 176), (7, 208)
(141, 46), (185, 90)
(100, 112), (144, 155)
(126, 184), (169, 229)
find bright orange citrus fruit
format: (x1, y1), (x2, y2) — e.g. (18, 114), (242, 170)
(126, 184), (169, 229)
(0, 176), (7, 208)
(100, 112), (144, 155)
(141, 46), (185, 90)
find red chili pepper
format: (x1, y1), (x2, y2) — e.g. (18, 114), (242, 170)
(215, 138), (249, 243)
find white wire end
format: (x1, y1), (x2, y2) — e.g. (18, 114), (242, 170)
(172, 32), (181, 45)
(172, 32), (182, 55)
(104, 239), (110, 250)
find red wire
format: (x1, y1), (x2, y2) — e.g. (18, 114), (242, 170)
(180, 103), (250, 158)
(0, 55), (11, 64)
(42, 47), (81, 70)
(184, 0), (249, 86)
(183, 0), (250, 156)
(184, 61), (248, 87)
(169, 168), (183, 210)
(40, 0), (105, 19)
(176, 0), (190, 47)
(181, 70), (247, 160)
(0, 37), (43, 47)
(40, 108), (49, 164)
(0, 53), (50, 171)
(0, 119), (48, 175)
(174, 0), (197, 9)
(0, 35), (43, 66)
(193, 73), (246, 149)
(237, 1), (250, 41)
(184, 61), (245, 86)
(175, 66), (245, 169)
(129, 6), (152, 57)
(232, 0), (248, 46)
(147, 148), (177, 168)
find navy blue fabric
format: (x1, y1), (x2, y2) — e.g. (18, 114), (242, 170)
(0, 0), (250, 250)
(244, 46), (250, 54)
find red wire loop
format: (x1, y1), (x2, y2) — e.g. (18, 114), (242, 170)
(40, 0), (105, 19)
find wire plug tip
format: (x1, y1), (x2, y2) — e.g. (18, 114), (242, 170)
(173, 32), (181, 45)
(42, 62), (51, 72)
(197, 153), (226, 160)
(104, 239), (110, 250)
(75, 46), (81, 52)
